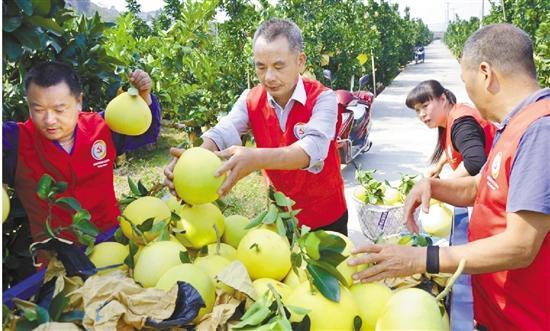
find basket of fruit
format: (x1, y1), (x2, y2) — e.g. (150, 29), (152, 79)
(352, 170), (418, 242)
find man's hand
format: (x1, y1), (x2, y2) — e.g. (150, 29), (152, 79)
(347, 244), (426, 283)
(403, 178), (432, 233)
(215, 146), (262, 197)
(129, 69), (153, 105)
(163, 148), (184, 196)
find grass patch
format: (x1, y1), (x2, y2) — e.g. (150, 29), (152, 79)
(114, 127), (266, 218)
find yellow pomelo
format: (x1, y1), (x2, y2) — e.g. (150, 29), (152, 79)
(120, 196), (171, 244)
(350, 282), (392, 331)
(354, 186), (367, 203)
(105, 92), (151, 136)
(156, 263), (216, 322)
(3, 187), (10, 223)
(285, 281), (361, 330)
(382, 187), (402, 206)
(174, 203), (225, 249)
(237, 228), (291, 281)
(89, 242), (129, 275)
(325, 231), (357, 287)
(134, 241), (187, 288)
(173, 147), (225, 205)
(134, 236), (183, 263)
(194, 254), (234, 295)
(283, 267), (308, 289)
(375, 288), (447, 330)
(252, 278), (292, 301)
(201, 243), (238, 261)
(222, 215), (250, 248)
(420, 203), (453, 238)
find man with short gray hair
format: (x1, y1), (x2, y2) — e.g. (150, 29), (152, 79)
(349, 23), (549, 330)
(164, 19), (348, 234)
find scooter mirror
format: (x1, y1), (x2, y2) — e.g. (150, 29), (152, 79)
(323, 69), (332, 81)
(359, 75), (369, 89)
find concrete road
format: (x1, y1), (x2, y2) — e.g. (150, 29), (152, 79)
(344, 40), (472, 247)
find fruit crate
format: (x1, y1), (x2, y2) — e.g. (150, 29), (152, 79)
(2, 226), (118, 309)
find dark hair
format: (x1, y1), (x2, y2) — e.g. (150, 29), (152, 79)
(462, 23), (536, 78)
(253, 19), (304, 53)
(24, 61), (82, 98)
(405, 80), (457, 164)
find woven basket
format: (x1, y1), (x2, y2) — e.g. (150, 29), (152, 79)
(352, 188), (419, 242)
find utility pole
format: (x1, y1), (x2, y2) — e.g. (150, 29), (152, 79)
(479, 0), (485, 29)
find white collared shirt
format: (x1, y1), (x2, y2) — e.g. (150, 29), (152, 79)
(202, 77), (338, 173)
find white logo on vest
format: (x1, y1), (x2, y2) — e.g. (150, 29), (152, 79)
(491, 152), (502, 180)
(293, 122), (307, 140)
(91, 140), (107, 161)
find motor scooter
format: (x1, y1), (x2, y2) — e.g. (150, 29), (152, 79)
(323, 70), (373, 167)
(414, 46), (425, 64)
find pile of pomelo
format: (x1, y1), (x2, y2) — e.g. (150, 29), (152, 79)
(89, 148), (450, 329)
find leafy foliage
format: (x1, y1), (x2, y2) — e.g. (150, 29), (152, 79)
(2, 0), (124, 121)
(444, 0), (548, 85)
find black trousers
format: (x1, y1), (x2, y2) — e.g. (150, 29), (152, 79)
(316, 210), (348, 236)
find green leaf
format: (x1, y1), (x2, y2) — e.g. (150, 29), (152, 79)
(3, 35), (23, 61)
(303, 233), (321, 260)
(36, 174), (54, 200)
(52, 181), (68, 194)
(286, 305), (310, 315)
(24, 16), (63, 35)
(232, 300), (273, 328)
(114, 228), (130, 245)
(415, 235), (428, 247)
(179, 251), (191, 263)
(306, 263), (340, 302)
(275, 217), (286, 237)
(273, 191), (295, 207)
(263, 204), (278, 224)
(31, 0), (51, 16)
(290, 252), (302, 268)
(124, 241), (139, 269)
(72, 216), (99, 237)
(3, 17), (23, 32)
(150, 220), (167, 234)
(136, 218), (155, 232)
(317, 231), (346, 255)
(56, 197), (82, 211)
(127, 177), (140, 196)
(48, 291), (69, 321)
(137, 180), (148, 196)
(35, 305), (50, 324)
(353, 316), (363, 331)
(308, 258), (348, 286)
(15, 0), (33, 16)
(245, 210), (267, 230)
(319, 250), (347, 267)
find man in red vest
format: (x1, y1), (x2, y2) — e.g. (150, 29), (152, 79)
(348, 24), (549, 330)
(164, 19), (348, 234)
(3, 61), (161, 284)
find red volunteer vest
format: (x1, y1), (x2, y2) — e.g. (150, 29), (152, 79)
(469, 99), (550, 330)
(246, 79), (347, 229)
(15, 112), (120, 242)
(444, 103), (496, 170)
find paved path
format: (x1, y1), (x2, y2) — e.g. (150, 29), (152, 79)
(344, 40), (472, 247)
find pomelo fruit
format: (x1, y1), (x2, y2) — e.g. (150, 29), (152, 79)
(194, 254), (234, 295)
(89, 242), (129, 275)
(120, 196), (171, 244)
(134, 241), (186, 288)
(174, 203), (225, 249)
(420, 203), (453, 238)
(350, 282), (392, 331)
(222, 215), (250, 248)
(237, 228), (291, 281)
(173, 147), (225, 205)
(3, 187), (10, 223)
(105, 92), (151, 136)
